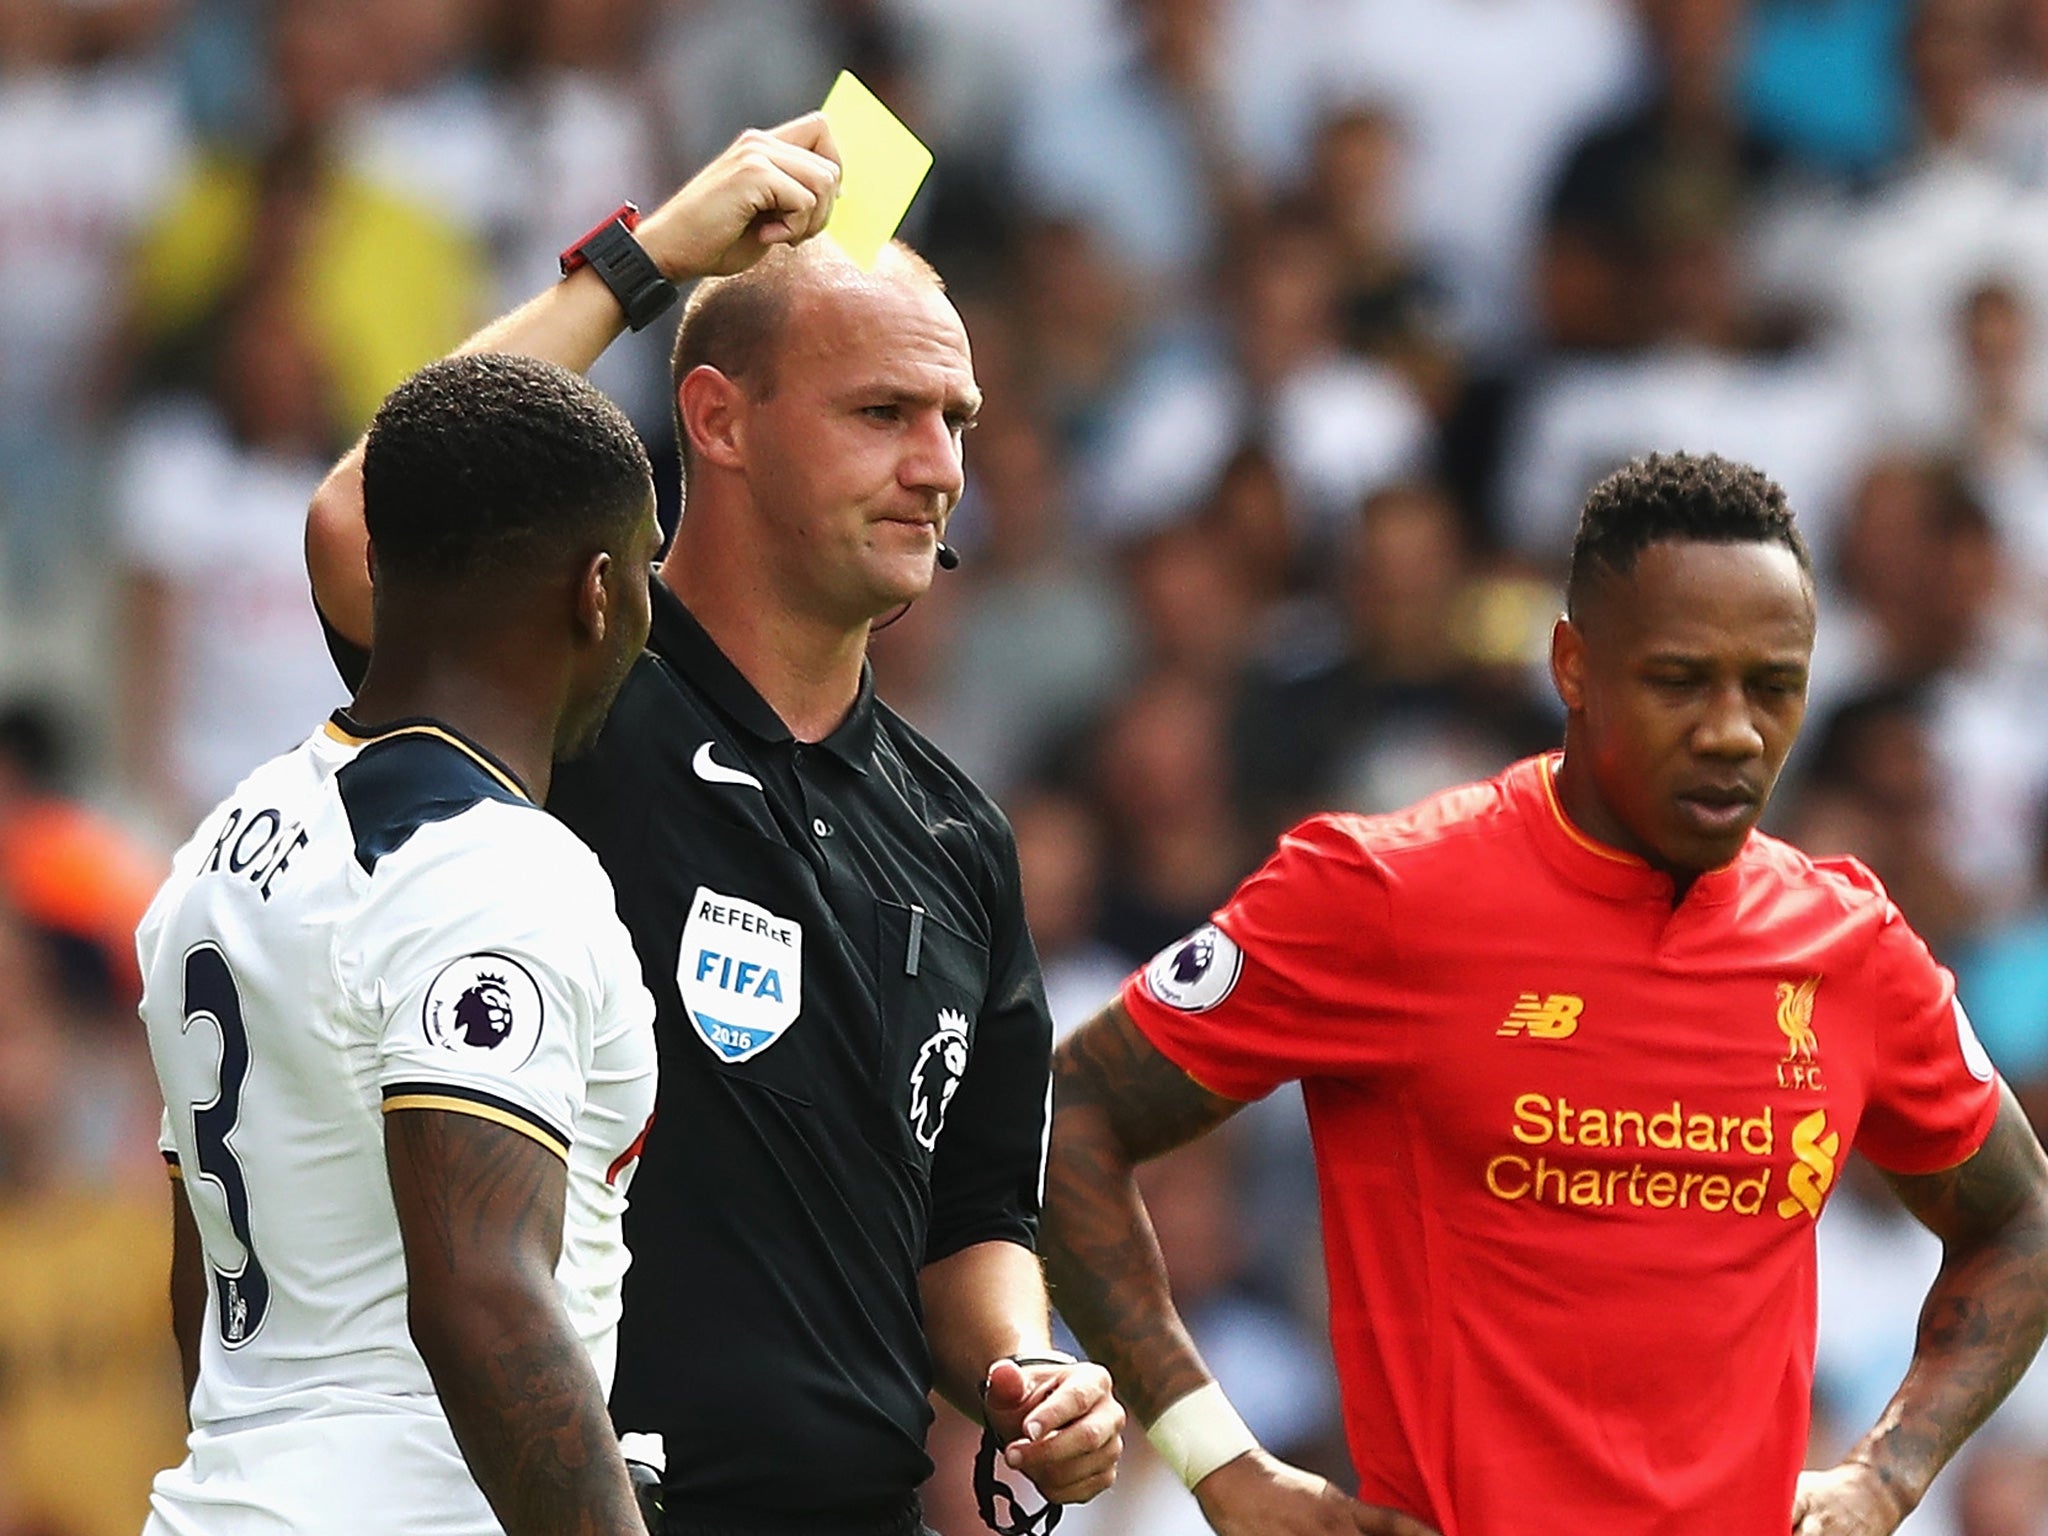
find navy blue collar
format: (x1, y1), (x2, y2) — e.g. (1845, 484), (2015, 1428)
(327, 711), (533, 801)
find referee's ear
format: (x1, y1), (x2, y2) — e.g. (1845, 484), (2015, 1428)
(678, 364), (747, 472)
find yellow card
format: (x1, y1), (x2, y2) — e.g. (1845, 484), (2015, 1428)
(819, 70), (933, 270)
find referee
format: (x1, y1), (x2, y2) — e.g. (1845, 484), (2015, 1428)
(307, 118), (1123, 1535)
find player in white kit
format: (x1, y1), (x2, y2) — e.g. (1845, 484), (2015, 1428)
(137, 354), (662, 1536)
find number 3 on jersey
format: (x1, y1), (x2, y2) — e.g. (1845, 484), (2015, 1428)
(182, 943), (271, 1347)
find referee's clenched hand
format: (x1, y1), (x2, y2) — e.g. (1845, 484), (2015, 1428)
(636, 114), (843, 279)
(983, 1358), (1125, 1504)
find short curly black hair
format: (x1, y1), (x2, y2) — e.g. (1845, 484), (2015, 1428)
(363, 354), (652, 584)
(1566, 451), (1811, 619)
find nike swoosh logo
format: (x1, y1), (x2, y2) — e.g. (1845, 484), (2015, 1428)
(691, 742), (764, 791)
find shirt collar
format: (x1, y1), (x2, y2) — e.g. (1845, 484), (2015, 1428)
(1510, 752), (1743, 908)
(646, 572), (878, 773)
(325, 711), (534, 802)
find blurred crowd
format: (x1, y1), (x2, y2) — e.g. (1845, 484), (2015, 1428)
(8, 0), (2048, 1530)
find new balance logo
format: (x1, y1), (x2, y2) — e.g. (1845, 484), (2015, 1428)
(1497, 994), (1583, 1040)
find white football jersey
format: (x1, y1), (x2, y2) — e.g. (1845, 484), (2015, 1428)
(138, 716), (656, 1536)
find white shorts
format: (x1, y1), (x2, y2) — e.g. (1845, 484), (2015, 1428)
(145, 1408), (501, 1536)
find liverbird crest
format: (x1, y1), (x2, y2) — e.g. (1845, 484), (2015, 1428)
(1776, 977), (1820, 1060)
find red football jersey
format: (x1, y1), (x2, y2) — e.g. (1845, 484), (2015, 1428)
(1123, 754), (2000, 1535)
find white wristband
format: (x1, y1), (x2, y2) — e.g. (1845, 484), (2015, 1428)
(1144, 1381), (1259, 1490)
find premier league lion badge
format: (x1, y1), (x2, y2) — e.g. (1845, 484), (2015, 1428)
(909, 1008), (972, 1151)
(423, 953), (544, 1067)
(1143, 923), (1243, 1012)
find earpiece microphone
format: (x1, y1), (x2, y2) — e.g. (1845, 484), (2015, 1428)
(935, 542), (961, 571)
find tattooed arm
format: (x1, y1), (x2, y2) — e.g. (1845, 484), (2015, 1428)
(1043, 1000), (1241, 1423)
(1044, 1000), (1436, 1536)
(1793, 1086), (2048, 1536)
(386, 1109), (646, 1536)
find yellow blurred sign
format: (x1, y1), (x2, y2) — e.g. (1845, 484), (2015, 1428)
(819, 71), (933, 270)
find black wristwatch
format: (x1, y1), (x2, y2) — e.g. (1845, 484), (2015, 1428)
(559, 202), (678, 332)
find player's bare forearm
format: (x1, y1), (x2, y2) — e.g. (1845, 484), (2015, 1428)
(387, 1110), (646, 1536)
(1042, 1000), (1242, 1424)
(168, 1177), (206, 1413)
(1848, 1088), (2048, 1518)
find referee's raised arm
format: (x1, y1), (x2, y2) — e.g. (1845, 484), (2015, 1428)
(306, 115), (840, 651)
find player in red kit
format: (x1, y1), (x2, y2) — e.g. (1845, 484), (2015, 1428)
(1042, 452), (2048, 1536)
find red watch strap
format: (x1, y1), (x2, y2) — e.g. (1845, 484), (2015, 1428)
(560, 202), (642, 276)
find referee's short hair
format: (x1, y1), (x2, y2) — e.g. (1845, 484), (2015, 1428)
(364, 354), (652, 586)
(668, 241), (945, 489)
(1567, 451), (1811, 620)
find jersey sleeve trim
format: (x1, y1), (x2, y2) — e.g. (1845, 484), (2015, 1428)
(163, 1150), (182, 1179)
(380, 1081), (571, 1162)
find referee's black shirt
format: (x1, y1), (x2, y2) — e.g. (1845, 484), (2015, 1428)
(547, 578), (1054, 1516)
